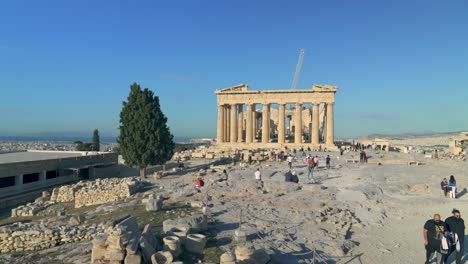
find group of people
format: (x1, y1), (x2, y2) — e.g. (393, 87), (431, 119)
(195, 169), (229, 192)
(424, 210), (465, 264)
(196, 149), (333, 190)
(440, 175), (457, 199)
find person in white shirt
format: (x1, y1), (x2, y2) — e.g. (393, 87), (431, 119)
(287, 155), (293, 169)
(255, 168), (261, 181)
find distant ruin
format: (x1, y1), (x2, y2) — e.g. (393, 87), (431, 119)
(215, 84), (339, 149)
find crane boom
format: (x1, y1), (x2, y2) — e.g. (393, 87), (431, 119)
(290, 48), (305, 89)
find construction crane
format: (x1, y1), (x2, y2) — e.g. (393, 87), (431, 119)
(290, 48), (305, 89)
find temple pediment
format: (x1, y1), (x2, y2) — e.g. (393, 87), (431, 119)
(218, 84), (249, 93)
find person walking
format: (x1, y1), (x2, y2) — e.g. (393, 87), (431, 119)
(424, 214), (448, 264)
(287, 155), (293, 169)
(449, 175), (457, 199)
(306, 156), (313, 179)
(326, 155), (331, 169)
(445, 209), (465, 264)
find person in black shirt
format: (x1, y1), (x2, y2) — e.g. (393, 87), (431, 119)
(445, 209), (465, 264)
(424, 214), (447, 264)
(326, 155), (331, 169)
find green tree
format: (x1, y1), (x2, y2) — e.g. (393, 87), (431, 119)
(92, 129), (100, 151)
(118, 83), (175, 178)
(75, 141), (93, 151)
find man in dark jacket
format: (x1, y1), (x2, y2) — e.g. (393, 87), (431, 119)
(445, 209), (465, 264)
(424, 214), (447, 264)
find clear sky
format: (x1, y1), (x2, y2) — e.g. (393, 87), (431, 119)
(1, 0), (467, 139)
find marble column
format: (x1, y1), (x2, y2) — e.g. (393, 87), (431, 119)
(294, 103), (302, 144)
(246, 104), (253, 143)
(278, 104), (286, 144)
(253, 110), (258, 142)
(230, 104), (237, 143)
(224, 105), (229, 142)
(326, 103), (334, 145)
(237, 105), (243, 143)
(312, 103), (320, 144)
(262, 103), (270, 144)
(217, 105), (225, 143)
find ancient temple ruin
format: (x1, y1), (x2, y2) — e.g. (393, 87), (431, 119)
(215, 84), (339, 149)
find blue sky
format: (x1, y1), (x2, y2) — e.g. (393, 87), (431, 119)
(0, 0), (467, 139)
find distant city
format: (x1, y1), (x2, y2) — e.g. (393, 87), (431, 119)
(0, 135), (214, 153)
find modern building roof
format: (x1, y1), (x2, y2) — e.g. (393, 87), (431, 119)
(0, 151), (83, 164)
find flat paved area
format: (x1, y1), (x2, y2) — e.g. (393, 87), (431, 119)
(0, 151), (82, 164)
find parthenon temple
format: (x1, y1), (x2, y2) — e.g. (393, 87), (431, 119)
(215, 84), (339, 149)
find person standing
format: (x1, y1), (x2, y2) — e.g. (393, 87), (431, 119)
(326, 155), (331, 169)
(449, 175), (457, 199)
(255, 168), (261, 181)
(445, 209), (465, 264)
(313, 155), (319, 172)
(424, 214), (448, 264)
(307, 165), (313, 180)
(440, 178), (449, 197)
(306, 155), (313, 179)
(287, 155), (293, 169)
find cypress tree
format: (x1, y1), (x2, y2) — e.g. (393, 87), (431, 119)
(92, 129), (100, 151)
(118, 83), (174, 178)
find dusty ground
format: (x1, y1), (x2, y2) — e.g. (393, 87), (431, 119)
(1, 145), (467, 263)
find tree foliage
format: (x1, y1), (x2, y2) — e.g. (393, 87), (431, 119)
(75, 141), (94, 151)
(92, 129), (100, 151)
(118, 83), (174, 178)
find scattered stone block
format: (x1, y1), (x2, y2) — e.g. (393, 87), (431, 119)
(145, 198), (163, 212)
(162, 214), (208, 233)
(184, 234), (207, 254)
(220, 251), (236, 264)
(163, 236), (181, 257)
(68, 215), (85, 226)
(151, 251), (173, 264)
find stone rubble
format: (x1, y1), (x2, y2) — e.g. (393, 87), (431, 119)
(11, 200), (55, 217)
(0, 220), (105, 253)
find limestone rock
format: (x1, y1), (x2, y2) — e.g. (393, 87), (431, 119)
(151, 251), (173, 264)
(184, 234), (207, 254)
(146, 198), (163, 212)
(162, 215), (208, 233)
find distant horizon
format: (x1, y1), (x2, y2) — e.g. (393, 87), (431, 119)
(0, 129), (465, 143)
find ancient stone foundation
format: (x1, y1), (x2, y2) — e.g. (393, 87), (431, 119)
(49, 177), (143, 208)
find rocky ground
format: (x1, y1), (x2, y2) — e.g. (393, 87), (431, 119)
(1, 145), (467, 263)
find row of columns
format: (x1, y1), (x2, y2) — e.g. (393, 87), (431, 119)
(217, 102), (334, 145)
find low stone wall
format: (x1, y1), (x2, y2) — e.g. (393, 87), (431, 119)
(0, 221), (105, 253)
(11, 201), (55, 217)
(75, 179), (141, 208)
(49, 178), (143, 208)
